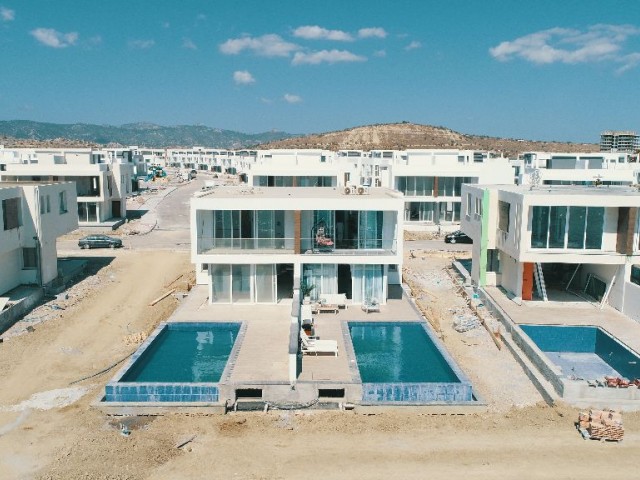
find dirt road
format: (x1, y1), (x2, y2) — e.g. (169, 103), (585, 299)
(1, 250), (639, 479)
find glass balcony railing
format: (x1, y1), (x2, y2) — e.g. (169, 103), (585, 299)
(196, 237), (398, 255)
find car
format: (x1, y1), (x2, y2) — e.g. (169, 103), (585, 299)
(78, 234), (123, 249)
(444, 230), (472, 244)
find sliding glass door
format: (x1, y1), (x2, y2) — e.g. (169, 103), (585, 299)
(353, 265), (384, 304)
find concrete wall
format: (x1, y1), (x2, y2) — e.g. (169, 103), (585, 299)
(0, 249), (21, 295)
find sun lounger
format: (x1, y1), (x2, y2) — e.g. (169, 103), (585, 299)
(300, 330), (338, 356)
(361, 298), (380, 313)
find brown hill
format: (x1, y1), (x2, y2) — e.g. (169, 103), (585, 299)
(258, 123), (598, 157)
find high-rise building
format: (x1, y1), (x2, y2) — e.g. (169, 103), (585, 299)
(600, 131), (639, 152)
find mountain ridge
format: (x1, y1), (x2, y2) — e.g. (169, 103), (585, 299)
(0, 120), (600, 156)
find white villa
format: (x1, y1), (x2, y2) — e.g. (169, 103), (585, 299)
(461, 183), (640, 321)
(518, 151), (640, 187)
(0, 182), (77, 295)
(191, 186), (404, 306)
(0, 147), (134, 227)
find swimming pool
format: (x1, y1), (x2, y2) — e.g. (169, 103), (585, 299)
(105, 322), (242, 403)
(347, 322), (473, 403)
(520, 325), (640, 381)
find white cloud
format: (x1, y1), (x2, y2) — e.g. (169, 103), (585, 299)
(489, 24), (640, 72)
(292, 49), (366, 65)
(233, 70), (255, 85)
(30, 28), (78, 48)
(404, 40), (422, 51)
(260, 97), (274, 104)
(129, 39), (155, 49)
(358, 27), (387, 39)
(284, 93), (302, 104)
(220, 34), (300, 57)
(162, 21), (170, 29)
(373, 49), (386, 57)
(88, 35), (102, 46)
(293, 25), (353, 41)
(1, 6), (14, 21)
(182, 38), (197, 50)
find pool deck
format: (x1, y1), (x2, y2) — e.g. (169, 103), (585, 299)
(484, 286), (640, 355)
(169, 285), (423, 387)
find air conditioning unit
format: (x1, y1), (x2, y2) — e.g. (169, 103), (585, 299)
(356, 185), (370, 195)
(343, 186), (352, 195)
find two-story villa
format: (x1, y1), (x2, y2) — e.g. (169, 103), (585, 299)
(191, 186), (404, 305)
(462, 184), (640, 321)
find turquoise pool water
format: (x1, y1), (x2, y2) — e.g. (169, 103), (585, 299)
(349, 322), (460, 383)
(121, 322), (241, 383)
(520, 325), (640, 380)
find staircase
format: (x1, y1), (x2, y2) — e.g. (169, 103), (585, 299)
(533, 263), (548, 301)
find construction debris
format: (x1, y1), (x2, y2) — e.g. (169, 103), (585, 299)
(149, 288), (176, 306)
(577, 409), (624, 442)
(452, 312), (481, 332)
(123, 332), (147, 346)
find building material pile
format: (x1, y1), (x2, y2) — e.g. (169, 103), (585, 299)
(578, 409), (624, 442)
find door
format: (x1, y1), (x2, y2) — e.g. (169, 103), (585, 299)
(112, 200), (121, 218)
(522, 263), (534, 301)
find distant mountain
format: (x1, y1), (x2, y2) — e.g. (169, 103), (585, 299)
(0, 120), (600, 156)
(0, 120), (296, 149)
(257, 122), (599, 157)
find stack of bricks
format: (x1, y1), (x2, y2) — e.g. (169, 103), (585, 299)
(579, 409), (624, 442)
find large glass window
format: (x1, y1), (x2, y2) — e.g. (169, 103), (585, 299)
(531, 206), (549, 248)
(358, 211), (383, 249)
(567, 206), (586, 248)
(585, 207), (604, 249)
(211, 265), (231, 303)
(232, 265), (251, 303)
(531, 205), (604, 250)
(255, 264), (275, 303)
(548, 206), (567, 248)
(353, 265), (384, 304)
(302, 264), (337, 301)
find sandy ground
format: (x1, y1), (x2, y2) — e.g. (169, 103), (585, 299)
(1, 249), (639, 479)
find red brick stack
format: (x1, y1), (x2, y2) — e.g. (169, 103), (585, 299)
(578, 409), (624, 442)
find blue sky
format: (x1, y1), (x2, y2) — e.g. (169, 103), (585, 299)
(1, 1), (639, 142)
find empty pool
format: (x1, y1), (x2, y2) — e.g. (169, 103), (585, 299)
(348, 322), (473, 403)
(105, 322), (241, 402)
(520, 325), (640, 381)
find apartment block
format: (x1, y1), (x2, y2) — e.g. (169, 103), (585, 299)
(600, 131), (639, 153)
(191, 186), (404, 306)
(0, 182), (77, 295)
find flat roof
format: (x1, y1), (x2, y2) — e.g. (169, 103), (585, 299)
(194, 186), (404, 200)
(472, 184), (640, 197)
(0, 181), (71, 188)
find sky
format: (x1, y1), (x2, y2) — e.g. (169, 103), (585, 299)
(0, 1), (639, 142)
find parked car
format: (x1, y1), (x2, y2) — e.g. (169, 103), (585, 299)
(444, 230), (472, 244)
(78, 234), (123, 249)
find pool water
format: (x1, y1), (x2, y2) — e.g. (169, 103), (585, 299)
(520, 325), (640, 380)
(348, 322), (473, 403)
(349, 322), (459, 383)
(121, 322), (240, 383)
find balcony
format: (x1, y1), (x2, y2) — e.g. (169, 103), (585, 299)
(196, 236), (398, 256)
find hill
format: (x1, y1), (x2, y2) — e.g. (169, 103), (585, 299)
(0, 120), (295, 149)
(257, 122), (599, 157)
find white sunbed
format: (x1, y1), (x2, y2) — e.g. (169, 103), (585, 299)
(300, 330), (338, 356)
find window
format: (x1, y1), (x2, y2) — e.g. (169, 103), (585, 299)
(59, 191), (68, 214)
(474, 197), (483, 218)
(487, 249), (500, 273)
(2, 197), (21, 230)
(531, 205), (604, 250)
(631, 265), (640, 286)
(40, 195), (46, 214)
(466, 193), (472, 218)
(498, 201), (510, 233)
(22, 247), (37, 269)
